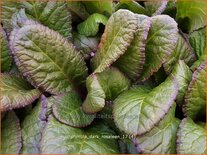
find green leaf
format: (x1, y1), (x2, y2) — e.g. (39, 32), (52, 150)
(176, 0), (206, 33)
(163, 33), (196, 74)
(10, 23), (87, 94)
(1, 27), (12, 72)
(114, 14), (151, 81)
(134, 103), (180, 154)
(82, 67), (130, 114)
(113, 75), (178, 135)
(83, 0), (113, 17)
(190, 53), (206, 71)
(177, 118), (206, 154)
(140, 15), (178, 81)
(1, 111), (22, 154)
(0, 74), (41, 111)
(172, 60), (192, 106)
(73, 32), (100, 60)
(40, 116), (120, 154)
(115, 0), (146, 14)
(144, 1), (168, 16)
(21, 95), (47, 154)
(52, 92), (95, 127)
(189, 27), (206, 58)
(77, 13), (108, 37)
(91, 9), (138, 73)
(21, 1), (72, 39)
(183, 63), (206, 120)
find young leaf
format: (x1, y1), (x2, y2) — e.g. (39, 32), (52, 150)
(176, 0), (206, 33)
(21, 1), (72, 39)
(77, 13), (108, 37)
(183, 63), (206, 120)
(21, 95), (47, 154)
(1, 27), (12, 72)
(189, 27), (206, 58)
(114, 14), (151, 81)
(177, 118), (206, 154)
(144, 1), (168, 16)
(113, 75), (178, 136)
(40, 116), (120, 154)
(140, 15), (178, 81)
(10, 23), (87, 94)
(0, 74), (41, 111)
(52, 92), (95, 127)
(163, 33), (196, 74)
(172, 60), (192, 106)
(1, 111), (22, 154)
(134, 103), (180, 154)
(92, 9), (137, 73)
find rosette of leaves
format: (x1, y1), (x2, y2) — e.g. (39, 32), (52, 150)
(1, 0), (206, 154)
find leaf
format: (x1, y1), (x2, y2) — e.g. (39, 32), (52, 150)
(171, 60), (192, 106)
(77, 13), (108, 37)
(52, 92), (95, 127)
(40, 116), (120, 154)
(177, 118), (206, 154)
(144, 1), (168, 16)
(91, 9), (138, 73)
(114, 14), (151, 80)
(83, 0), (113, 17)
(183, 63), (206, 120)
(140, 15), (178, 81)
(73, 32), (100, 59)
(66, 1), (90, 20)
(176, 0), (206, 33)
(1, 27), (12, 72)
(1, 111), (22, 154)
(134, 103), (180, 154)
(113, 75), (178, 136)
(21, 1), (72, 39)
(163, 32), (196, 74)
(82, 67), (130, 114)
(21, 95), (47, 154)
(115, 0), (146, 14)
(0, 74), (41, 111)
(10, 23), (87, 94)
(189, 27), (206, 58)
(190, 53), (206, 71)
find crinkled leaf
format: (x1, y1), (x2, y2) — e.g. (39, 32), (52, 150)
(83, 0), (113, 17)
(82, 67), (130, 114)
(92, 9), (137, 73)
(73, 32), (100, 59)
(40, 116), (120, 154)
(134, 103), (180, 154)
(177, 118), (206, 154)
(21, 95), (47, 154)
(176, 0), (206, 33)
(1, 27), (12, 72)
(113, 76), (178, 135)
(189, 27), (206, 58)
(184, 63), (206, 120)
(52, 92), (95, 127)
(114, 14), (151, 81)
(115, 0), (146, 14)
(191, 53), (206, 71)
(0, 74), (41, 111)
(144, 1), (168, 16)
(10, 23), (87, 94)
(172, 60), (192, 106)
(77, 13), (108, 37)
(163, 33), (196, 74)
(1, 111), (22, 154)
(140, 15), (178, 81)
(21, 1), (72, 39)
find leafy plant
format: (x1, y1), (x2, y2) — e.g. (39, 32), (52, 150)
(1, 0), (206, 154)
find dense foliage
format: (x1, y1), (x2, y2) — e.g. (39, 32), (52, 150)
(1, 0), (206, 154)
